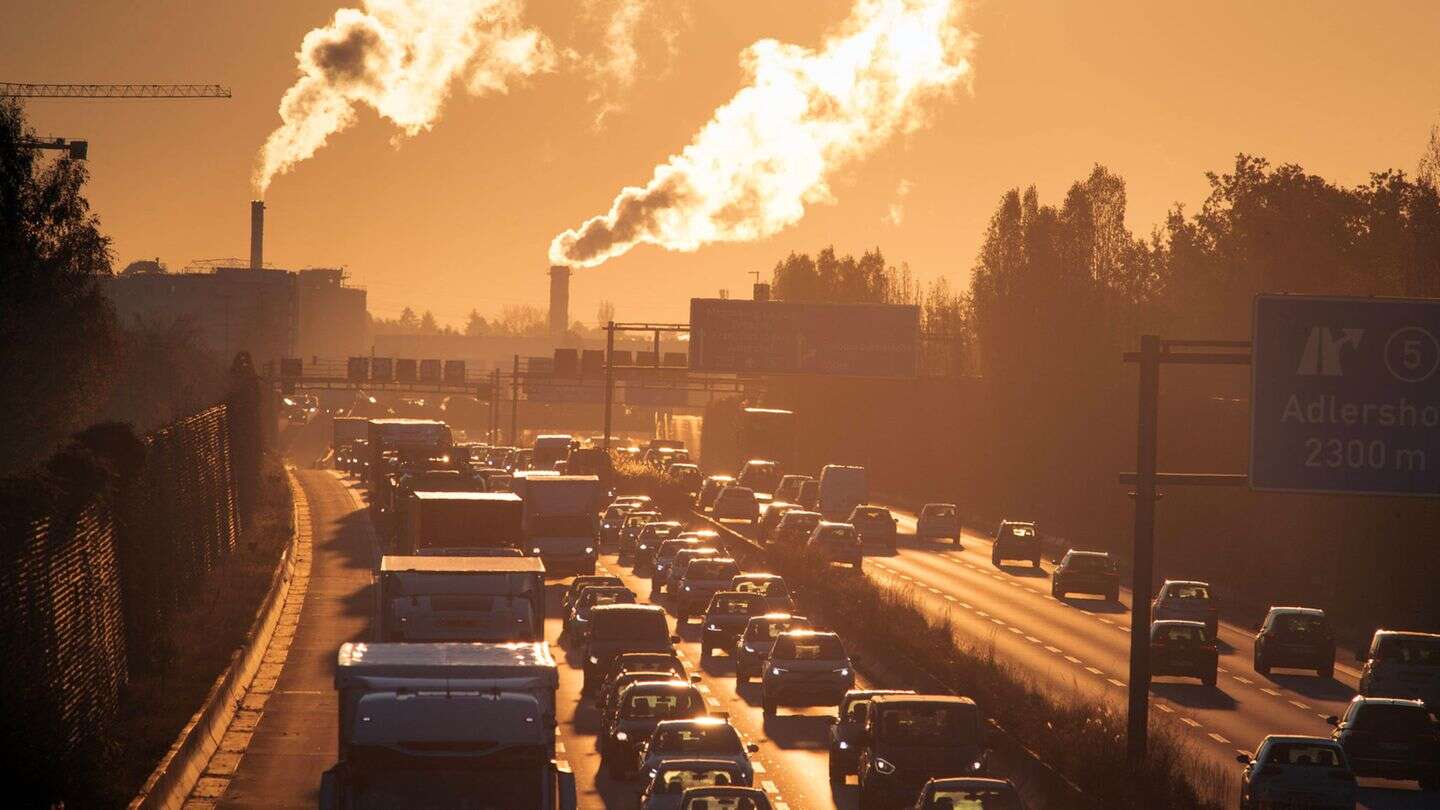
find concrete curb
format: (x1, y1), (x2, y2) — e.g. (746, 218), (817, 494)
(128, 468), (307, 810)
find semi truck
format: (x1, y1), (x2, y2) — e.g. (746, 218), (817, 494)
(522, 475), (602, 575)
(365, 418), (452, 486)
(532, 434), (576, 471)
(322, 641), (576, 810)
(396, 491), (524, 555)
(376, 556), (546, 642)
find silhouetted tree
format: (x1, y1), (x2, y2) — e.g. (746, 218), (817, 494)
(397, 306), (419, 331)
(596, 300), (616, 325)
(419, 310), (439, 334)
(464, 309), (489, 336)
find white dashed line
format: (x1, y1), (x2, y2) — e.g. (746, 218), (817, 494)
(1097, 617), (1112, 625)
(1085, 666), (1103, 675)
(762, 780), (779, 794)
(1025, 635), (1042, 644)
(1107, 678), (1126, 688)
(1208, 733), (1231, 744)
(1232, 676), (1252, 685)
(943, 595), (958, 603)
(1064, 655), (1082, 664)
(990, 618), (1006, 626)
(1008, 627), (1023, 634)
(1289, 700), (1311, 710)
(1154, 704), (1174, 713)
(1045, 646), (1062, 654)
(752, 762), (766, 774)
(1261, 688), (1281, 696)
(976, 610), (990, 618)
(960, 602), (973, 609)
(1180, 718), (1201, 728)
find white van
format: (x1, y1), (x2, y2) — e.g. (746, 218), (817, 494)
(818, 465), (867, 520)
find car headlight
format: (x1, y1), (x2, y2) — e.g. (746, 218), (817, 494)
(638, 544), (647, 550)
(532, 548), (543, 554)
(707, 624), (722, 632)
(615, 731), (628, 741)
(684, 585), (693, 591)
(834, 667), (850, 677)
(743, 645), (755, 653)
(589, 656), (599, 664)
(770, 666), (786, 675)
(874, 757), (896, 775)
(971, 759), (984, 771)
(585, 547), (595, 554)
(838, 741), (849, 750)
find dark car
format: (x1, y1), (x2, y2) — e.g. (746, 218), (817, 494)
(1050, 550), (1119, 601)
(584, 604), (680, 695)
(773, 509), (822, 546)
(848, 505), (899, 552)
(1237, 735), (1357, 810)
(675, 557), (743, 622)
(757, 501), (798, 543)
(666, 547), (724, 598)
(856, 695), (990, 808)
(639, 758), (752, 810)
(734, 613), (810, 684)
(601, 504), (635, 549)
(1151, 580), (1219, 639)
(796, 480), (821, 511)
(775, 475), (812, 505)
(678, 787), (772, 810)
(912, 777), (1025, 809)
(563, 574), (624, 615)
(700, 591), (770, 660)
(565, 586), (636, 645)
(805, 522), (863, 568)
(991, 520), (1040, 568)
(761, 630), (855, 715)
(1254, 607), (1336, 678)
(620, 511), (664, 556)
(697, 475), (736, 510)
(1327, 695), (1440, 788)
(635, 521), (685, 574)
(601, 680), (709, 779)
(652, 537), (705, 595)
(1358, 630), (1440, 709)
(600, 670), (690, 724)
(1150, 620), (1218, 686)
(829, 689), (916, 782)
(599, 651), (692, 715)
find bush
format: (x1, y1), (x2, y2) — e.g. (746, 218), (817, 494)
(612, 453), (692, 513)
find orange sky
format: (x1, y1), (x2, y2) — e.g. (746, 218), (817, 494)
(5, 1), (1438, 326)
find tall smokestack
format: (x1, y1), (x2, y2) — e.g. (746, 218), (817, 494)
(250, 200), (265, 270)
(549, 265), (571, 337)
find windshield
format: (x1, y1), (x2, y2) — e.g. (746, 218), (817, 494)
(1156, 624), (1208, 643)
(622, 689), (699, 719)
(592, 611), (669, 642)
(923, 505), (956, 518)
(658, 768), (742, 792)
(876, 704), (981, 746)
(1263, 742), (1346, 767)
(710, 595), (765, 616)
(687, 560), (741, 580)
(1352, 704), (1438, 734)
(854, 508), (889, 520)
(616, 654), (682, 674)
(1375, 635), (1440, 665)
(1168, 584), (1210, 600)
(1004, 524), (1034, 538)
(772, 635), (845, 660)
(746, 620), (797, 641)
(653, 724), (743, 755)
(1067, 555), (1111, 571)
(781, 514), (820, 530)
(925, 786), (1020, 809)
(734, 579), (787, 598)
(388, 573), (537, 597)
(1273, 614), (1329, 637)
(817, 527), (856, 542)
(657, 540), (697, 560)
(641, 525), (681, 540)
(739, 465), (780, 492)
(579, 589), (635, 616)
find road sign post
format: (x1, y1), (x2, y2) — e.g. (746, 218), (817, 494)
(1252, 294), (1440, 496)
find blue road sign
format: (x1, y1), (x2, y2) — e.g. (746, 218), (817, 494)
(1252, 294), (1440, 495)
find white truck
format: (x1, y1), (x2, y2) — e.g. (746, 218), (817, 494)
(532, 434), (575, 472)
(819, 464), (868, 521)
(522, 475), (601, 575)
(397, 491), (525, 556)
(376, 556), (547, 643)
(322, 642), (576, 810)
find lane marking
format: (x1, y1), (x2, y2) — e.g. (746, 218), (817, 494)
(1064, 655), (1082, 664)
(762, 780), (779, 794)
(1085, 666), (1103, 675)
(1154, 703), (1174, 713)
(1107, 678), (1126, 688)
(1045, 646), (1063, 654)
(943, 595), (958, 603)
(1180, 718), (1201, 728)
(990, 618), (1006, 626)
(1232, 675), (1252, 685)
(1008, 627), (1024, 635)
(1208, 733), (1231, 744)
(1289, 700), (1311, 710)
(976, 610), (990, 618)
(1261, 688), (1281, 697)
(1025, 635), (1042, 644)
(960, 602), (973, 609)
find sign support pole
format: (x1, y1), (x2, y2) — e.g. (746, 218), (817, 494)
(510, 354), (519, 446)
(604, 322), (615, 451)
(1126, 334), (1160, 765)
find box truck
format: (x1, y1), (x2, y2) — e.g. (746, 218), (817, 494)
(377, 556), (546, 642)
(522, 475), (601, 575)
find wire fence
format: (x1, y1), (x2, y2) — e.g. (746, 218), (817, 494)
(0, 371), (268, 792)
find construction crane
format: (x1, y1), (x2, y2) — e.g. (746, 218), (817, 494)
(0, 83), (231, 99)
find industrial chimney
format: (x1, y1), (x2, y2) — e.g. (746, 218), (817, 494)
(548, 265), (571, 337)
(249, 200), (265, 270)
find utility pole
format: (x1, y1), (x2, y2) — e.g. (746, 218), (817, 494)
(1126, 334), (1160, 765)
(603, 322), (615, 451)
(490, 368), (500, 445)
(510, 354), (520, 447)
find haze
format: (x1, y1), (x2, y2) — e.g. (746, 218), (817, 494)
(3, 0), (1437, 325)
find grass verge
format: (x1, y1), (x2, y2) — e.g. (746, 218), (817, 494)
(87, 453), (293, 807)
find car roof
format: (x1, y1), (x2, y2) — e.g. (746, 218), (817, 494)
(591, 603), (666, 615)
(572, 575), (623, 587)
(1162, 579), (1209, 587)
(870, 694), (978, 708)
(655, 758), (747, 772)
(655, 716), (733, 730)
(706, 475), (735, 482)
(1259, 734), (1343, 746)
(781, 510), (821, 518)
(844, 689), (916, 700)
(620, 679), (696, 694)
(1373, 629), (1440, 640)
(778, 629), (839, 640)
(749, 613), (802, 624)
(925, 777), (1016, 789)
(734, 572), (782, 580)
(817, 521), (854, 528)
(1000, 519), (1035, 526)
(687, 557), (738, 568)
(922, 502), (957, 508)
(720, 486), (754, 494)
(1266, 606), (1325, 617)
(1349, 695), (1430, 709)
(680, 787), (767, 797)
(1065, 550), (1110, 558)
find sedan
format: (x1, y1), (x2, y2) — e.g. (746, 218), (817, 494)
(848, 505), (898, 552)
(639, 759), (753, 810)
(1150, 620), (1218, 686)
(735, 613), (810, 684)
(637, 718), (759, 786)
(1151, 579), (1218, 638)
(700, 591), (771, 660)
(916, 502), (961, 544)
(912, 777), (1025, 809)
(1050, 550), (1119, 601)
(1238, 735), (1358, 810)
(762, 630), (855, 715)
(1328, 695), (1440, 788)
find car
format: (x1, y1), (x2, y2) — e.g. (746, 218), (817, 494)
(1254, 606), (1336, 678)
(668, 463), (704, 496)
(565, 586), (636, 645)
(599, 670), (693, 725)
(1327, 695), (1440, 788)
(583, 604), (681, 695)
(601, 680), (709, 779)
(774, 475), (812, 505)
(1050, 550), (1120, 601)
(678, 786), (773, 810)
(796, 479), (821, 511)
(601, 504), (636, 548)
(614, 495), (654, 510)
(1237, 735), (1359, 810)
(1149, 620), (1218, 686)
(828, 689), (916, 782)
(761, 630), (856, 715)
(736, 460), (781, 501)
(652, 537), (705, 595)
(756, 501), (797, 542)
(1357, 630), (1440, 708)
(991, 520), (1040, 568)
(773, 509), (822, 547)
(599, 651), (693, 715)
(636, 521), (685, 574)
(819, 464), (868, 520)
(666, 547), (723, 597)
(848, 505), (898, 552)
(637, 718), (759, 787)
(675, 557), (744, 622)
(734, 613), (810, 684)
(700, 591), (771, 659)
(639, 759), (753, 810)
(1151, 580), (1218, 638)
(856, 695), (990, 808)
(915, 503), (960, 544)
(712, 486), (760, 523)
(621, 511), (665, 556)
(912, 777), (1025, 809)
(563, 574), (624, 615)
(805, 522), (863, 568)
(698, 475), (736, 510)
(730, 573), (794, 613)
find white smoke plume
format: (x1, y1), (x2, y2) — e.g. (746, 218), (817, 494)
(583, 0), (691, 126)
(255, 0), (555, 194)
(886, 178), (913, 225)
(549, 0), (973, 268)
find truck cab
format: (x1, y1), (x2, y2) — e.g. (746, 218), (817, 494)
(377, 555), (546, 642)
(324, 641), (575, 810)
